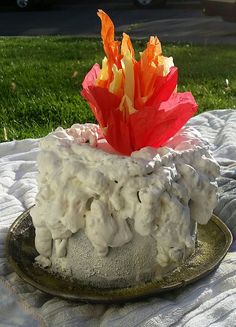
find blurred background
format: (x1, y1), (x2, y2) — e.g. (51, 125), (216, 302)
(0, 0), (235, 43)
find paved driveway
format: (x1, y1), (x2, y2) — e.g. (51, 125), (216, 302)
(0, 0), (235, 44)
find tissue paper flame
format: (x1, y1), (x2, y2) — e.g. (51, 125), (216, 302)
(81, 10), (198, 155)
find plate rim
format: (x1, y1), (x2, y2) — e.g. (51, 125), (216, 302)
(5, 208), (233, 303)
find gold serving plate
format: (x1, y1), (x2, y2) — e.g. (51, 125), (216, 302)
(6, 208), (233, 303)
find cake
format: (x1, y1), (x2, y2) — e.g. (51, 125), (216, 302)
(31, 11), (220, 288)
(31, 124), (219, 288)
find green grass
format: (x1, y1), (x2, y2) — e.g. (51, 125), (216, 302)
(0, 37), (235, 142)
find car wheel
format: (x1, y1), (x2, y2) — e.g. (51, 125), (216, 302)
(134, 0), (166, 8)
(15, 0), (32, 10)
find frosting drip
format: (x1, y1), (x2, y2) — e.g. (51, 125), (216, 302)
(31, 124), (219, 268)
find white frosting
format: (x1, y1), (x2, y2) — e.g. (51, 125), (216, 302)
(31, 124), (220, 269)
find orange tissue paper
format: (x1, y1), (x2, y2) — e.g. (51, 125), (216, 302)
(81, 10), (198, 155)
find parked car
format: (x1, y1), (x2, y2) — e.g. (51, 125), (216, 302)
(17, 0), (54, 9)
(133, 0), (167, 8)
(0, 0), (54, 10)
(202, 0), (236, 22)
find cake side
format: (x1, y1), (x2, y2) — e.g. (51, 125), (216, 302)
(31, 124), (220, 287)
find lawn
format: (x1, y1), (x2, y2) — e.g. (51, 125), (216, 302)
(0, 37), (235, 142)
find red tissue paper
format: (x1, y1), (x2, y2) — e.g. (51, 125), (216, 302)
(81, 10), (198, 155)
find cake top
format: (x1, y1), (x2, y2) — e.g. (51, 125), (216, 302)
(81, 10), (198, 155)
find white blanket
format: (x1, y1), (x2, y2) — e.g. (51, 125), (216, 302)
(0, 109), (236, 327)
